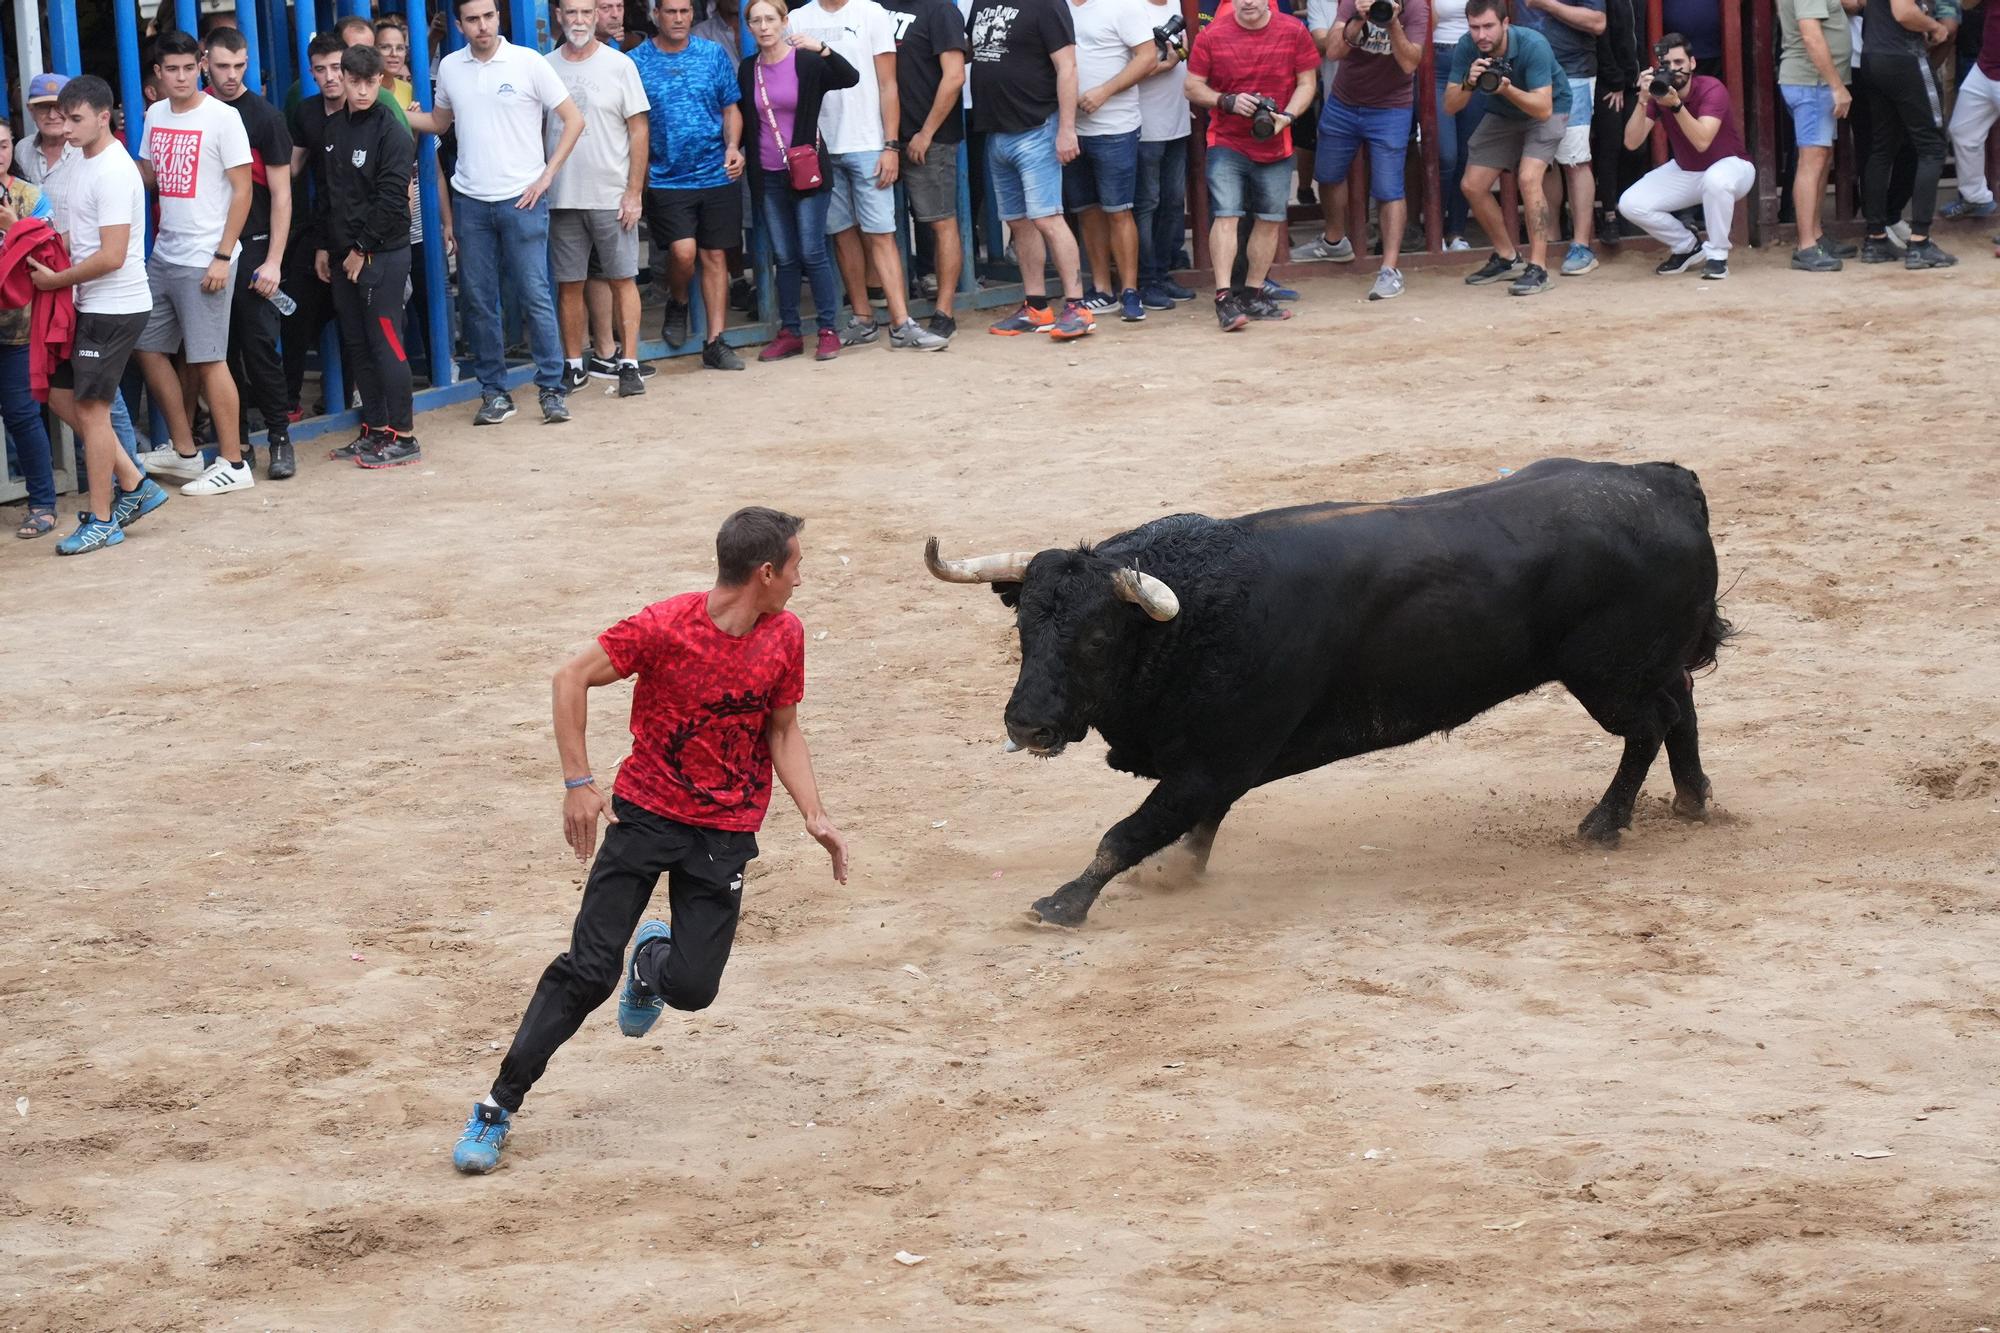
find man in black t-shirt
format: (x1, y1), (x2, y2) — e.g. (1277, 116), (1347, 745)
(882, 0), (970, 339)
(205, 28), (299, 478)
(968, 0), (1094, 338)
(1858, 0), (1956, 267)
(283, 35), (348, 426)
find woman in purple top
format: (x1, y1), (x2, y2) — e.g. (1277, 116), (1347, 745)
(740, 0), (860, 362)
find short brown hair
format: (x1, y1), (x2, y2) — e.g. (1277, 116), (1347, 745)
(717, 507), (804, 585)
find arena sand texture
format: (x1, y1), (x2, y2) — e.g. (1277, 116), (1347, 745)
(4, 250), (1998, 1331)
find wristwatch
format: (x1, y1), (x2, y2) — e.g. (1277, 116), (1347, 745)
(884, 138), (904, 151)
(212, 250), (230, 261)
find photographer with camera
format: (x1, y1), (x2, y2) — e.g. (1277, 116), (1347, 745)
(1184, 0), (1321, 330)
(1309, 0), (1430, 300)
(1447, 0), (1571, 295)
(1613, 33), (1753, 278)
(1134, 5), (1197, 309)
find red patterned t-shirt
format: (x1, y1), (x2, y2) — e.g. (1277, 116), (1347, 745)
(598, 592), (806, 831)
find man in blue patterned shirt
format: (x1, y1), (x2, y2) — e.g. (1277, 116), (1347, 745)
(633, 0), (749, 370)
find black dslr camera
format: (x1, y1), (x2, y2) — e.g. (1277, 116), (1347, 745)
(1648, 42), (1689, 97)
(1366, 0), (1395, 22)
(1245, 94), (1283, 139)
(1473, 57), (1514, 93)
(1153, 11), (1187, 58)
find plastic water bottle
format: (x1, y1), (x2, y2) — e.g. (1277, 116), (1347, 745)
(268, 288), (298, 316)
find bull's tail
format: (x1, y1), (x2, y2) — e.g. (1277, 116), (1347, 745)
(1686, 599), (1736, 675)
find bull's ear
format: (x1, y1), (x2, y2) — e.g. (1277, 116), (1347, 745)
(990, 581), (1023, 609)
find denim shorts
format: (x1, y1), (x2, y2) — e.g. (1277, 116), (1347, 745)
(1556, 76), (1594, 166)
(1314, 98), (1414, 200)
(826, 150), (898, 234)
(1780, 82), (1837, 149)
(1205, 143), (1293, 221)
(989, 114), (1065, 221)
(1062, 129), (1141, 213)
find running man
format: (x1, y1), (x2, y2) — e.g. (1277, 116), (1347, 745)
(453, 507), (849, 1173)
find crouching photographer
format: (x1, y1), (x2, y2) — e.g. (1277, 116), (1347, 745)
(1447, 0), (1571, 296)
(1615, 33), (1755, 280)
(1184, 0), (1321, 330)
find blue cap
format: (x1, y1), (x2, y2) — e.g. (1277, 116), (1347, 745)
(26, 73), (69, 105)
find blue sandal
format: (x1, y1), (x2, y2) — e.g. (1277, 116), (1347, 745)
(14, 506), (54, 539)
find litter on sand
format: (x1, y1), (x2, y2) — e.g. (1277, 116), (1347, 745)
(902, 964), (927, 980)
(1484, 1219), (1527, 1231)
(930, 820), (948, 829)
(14, 1097), (26, 1118)
(894, 1251), (928, 1266)
(1851, 1149), (1895, 1159)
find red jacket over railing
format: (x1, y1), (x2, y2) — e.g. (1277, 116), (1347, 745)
(0, 218), (76, 403)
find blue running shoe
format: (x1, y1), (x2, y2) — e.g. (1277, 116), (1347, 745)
(453, 1102), (511, 1174)
(55, 513), (123, 556)
(1161, 278), (1197, 301)
(1261, 277), (1299, 302)
(1118, 289), (1145, 322)
(617, 919), (670, 1038)
(111, 478), (170, 531)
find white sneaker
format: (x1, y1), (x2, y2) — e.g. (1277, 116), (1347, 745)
(1445, 236), (1471, 252)
(181, 458), (256, 495)
(139, 446), (207, 481)
(1886, 220), (1911, 250)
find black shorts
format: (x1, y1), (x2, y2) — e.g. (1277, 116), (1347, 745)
(646, 183), (743, 252)
(53, 310), (149, 402)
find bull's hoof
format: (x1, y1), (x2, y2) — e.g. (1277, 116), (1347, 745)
(1577, 808), (1626, 846)
(1672, 780), (1713, 822)
(1027, 894), (1090, 928)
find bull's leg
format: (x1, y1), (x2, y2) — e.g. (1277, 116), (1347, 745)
(1568, 680), (1677, 846)
(1578, 734), (1666, 844)
(1032, 781), (1229, 927)
(1180, 814), (1225, 874)
(1663, 676), (1712, 819)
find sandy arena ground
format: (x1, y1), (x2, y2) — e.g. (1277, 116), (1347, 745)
(4, 247), (1999, 1331)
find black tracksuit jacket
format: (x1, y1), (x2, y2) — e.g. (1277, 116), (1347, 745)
(324, 99), (414, 257)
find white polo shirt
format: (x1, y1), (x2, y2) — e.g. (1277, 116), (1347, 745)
(435, 36), (576, 202)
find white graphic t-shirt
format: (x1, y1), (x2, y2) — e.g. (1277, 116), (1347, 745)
(789, 0), (901, 154)
(545, 43), (652, 209)
(139, 94), (253, 268)
(69, 143), (154, 315)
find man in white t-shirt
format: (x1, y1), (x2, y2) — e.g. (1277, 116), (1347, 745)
(1134, 0), (1193, 309)
(411, 0), (586, 426)
(547, 0), (653, 399)
(27, 77), (172, 556)
(1064, 0), (1158, 321)
(790, 0), (949, 349)
(132, 29), (259, 498)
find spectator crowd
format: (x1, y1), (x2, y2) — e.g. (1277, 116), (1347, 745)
(2, 0), (1995, 554)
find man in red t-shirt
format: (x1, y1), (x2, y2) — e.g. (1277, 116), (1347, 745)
(1184, 0), (1318, 330)
(1613, 33), (1754, 280)
(453, 507), (849, 1174)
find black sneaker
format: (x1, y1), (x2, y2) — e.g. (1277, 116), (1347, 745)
(540, 388), (571, 423)
(617, 362), (647, 397)
(267, 436), (296, 480)
(561, 362), (589, 393)
(357, 431), (422, 469)
(702, 338), (745, 371)
(1791, 244), (1843, 272)
(1859, 235), (1898, 264)
(474, 392), (516, 426)
(328, 426), (375, 459)
(1701, 257), (1729, 280)
(1215, 291), (1249, 332)
(1904, 238), (1958, 269)
(1242, 291), (1293, 320)
(1825, 238), (1859, 258)
(1508, 263), (1551, 296)
(662, 298), (692, 347)
(1655, 246), (1704, 275)
(585, 351), (620, 379)
(926, 311), (957, 341)
(1466, 252), (1526, 285)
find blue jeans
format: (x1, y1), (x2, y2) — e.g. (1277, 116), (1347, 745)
(0, 342), (55, 510)
(110, 392), (139, 460)
(452, 189), (563, 394)
(758, 170), (840, 335)
(1134, 136), (1188, 286)
(1434, 45), (1490, 238)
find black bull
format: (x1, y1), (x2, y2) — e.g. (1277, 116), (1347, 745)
(926, 458), (1734, 927)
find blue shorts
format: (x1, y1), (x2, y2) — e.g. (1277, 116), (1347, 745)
(826, 150), (898, 235)
(990, 115), (1065, 221)
(1781, 82), (1837, 149)
(1313, 97), (1414, 201)
(1062, 129), (1141, 213)
(1205, 144), (1293, 221)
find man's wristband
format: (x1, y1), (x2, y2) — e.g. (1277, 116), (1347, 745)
(884, 138), (904, 151)
(212, 250), (230, 261)
(564, 775), (596, 790)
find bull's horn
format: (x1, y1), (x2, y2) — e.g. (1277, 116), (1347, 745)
(1111, 568), (1180, 622)
(924, 537), (1034, 584)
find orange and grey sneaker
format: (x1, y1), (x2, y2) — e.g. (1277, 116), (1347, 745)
(989, 302), (1056, 336)
(1048, 300), (1095, 340)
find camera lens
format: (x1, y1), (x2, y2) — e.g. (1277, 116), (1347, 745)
(1367, 0), (1394, 22)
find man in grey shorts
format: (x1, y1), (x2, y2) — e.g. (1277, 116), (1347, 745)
(133, 29), (260, 496)
(1445, 0), (1570, 297)
(547, 0), (654, 398)
(884, 0), (971, 339)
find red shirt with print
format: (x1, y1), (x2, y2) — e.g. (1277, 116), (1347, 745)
(597, 592), (806, 832)
(1188, 8), (1321, 163)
